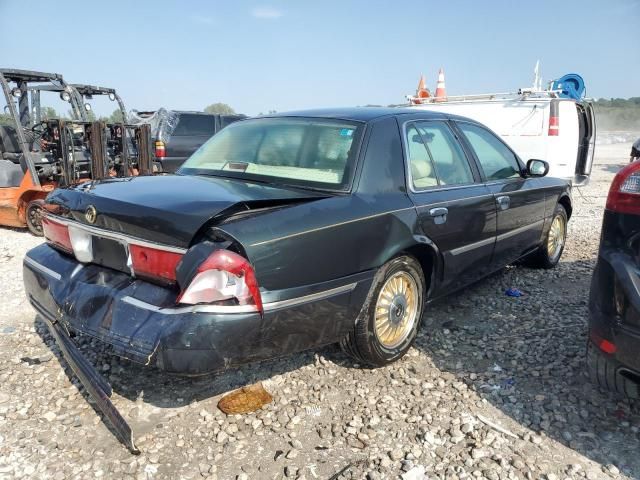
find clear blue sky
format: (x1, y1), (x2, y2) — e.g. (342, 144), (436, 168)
(0, 0), (638, 116)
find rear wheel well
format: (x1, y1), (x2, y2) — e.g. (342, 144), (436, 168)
(558, 195), (572, 219)
(402, 244), (435, 295)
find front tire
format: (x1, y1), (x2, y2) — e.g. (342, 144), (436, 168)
(528, 203), (567, 269)
(341, 255), (426, 367)
(25, 199), (45, 237)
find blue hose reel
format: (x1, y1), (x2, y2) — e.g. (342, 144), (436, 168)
(551, 74), (585, 100)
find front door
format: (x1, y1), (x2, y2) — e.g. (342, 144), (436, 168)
(455, 121), (547, 270)
(404, 120), (497, 294)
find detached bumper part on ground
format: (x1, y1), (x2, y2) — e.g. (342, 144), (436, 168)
(39, 312), (139, 454)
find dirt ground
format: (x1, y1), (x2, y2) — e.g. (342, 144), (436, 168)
(0, 139), (638, 480)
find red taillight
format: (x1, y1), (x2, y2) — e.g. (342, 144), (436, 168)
(606, 161), (640, 215)
(590, 331), (617, 354)
(42, 217), (72, 253)
(548, 116), (559, 136)
(178, 250), (262, 313)
(154, 140), (166, 159)
(129, 244), (183, 283)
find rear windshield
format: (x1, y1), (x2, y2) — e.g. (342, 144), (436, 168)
(179, 117), (363, 191)
(173, 114), (215, 136)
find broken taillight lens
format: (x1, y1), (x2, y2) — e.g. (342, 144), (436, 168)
(154, 140), (166, 159)
(178, 250), (262, 313)
(129, 244), (183, 284)
(42, 216), (73, 254)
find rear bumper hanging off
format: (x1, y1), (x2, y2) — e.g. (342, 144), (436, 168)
(39, 310), (139, 454)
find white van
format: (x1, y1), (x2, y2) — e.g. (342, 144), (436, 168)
(408, 92), (596, 185)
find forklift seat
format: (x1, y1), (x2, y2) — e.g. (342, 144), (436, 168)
(0, 126), (23, 162)
(0, 159), (23, 187)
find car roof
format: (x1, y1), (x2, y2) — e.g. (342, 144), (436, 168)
(262, 107), (470, 123)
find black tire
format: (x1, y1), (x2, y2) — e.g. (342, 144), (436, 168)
(25, 199), (44, 237)
(341, 255), (426, 367)
(586, 340), (639, 399)
(527, 203), (567, 269)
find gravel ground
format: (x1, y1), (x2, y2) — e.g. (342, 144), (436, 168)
(0, 140), (638, 480)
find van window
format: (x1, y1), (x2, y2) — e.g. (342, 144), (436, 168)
(458, 123), (520, 181)
(174, 114), (215, 136)
(415, 121), (474, 186)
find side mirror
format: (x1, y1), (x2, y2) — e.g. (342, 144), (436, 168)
(526, 159), (549, 177)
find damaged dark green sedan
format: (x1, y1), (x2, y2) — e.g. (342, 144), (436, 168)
(23, 107), (572, 451)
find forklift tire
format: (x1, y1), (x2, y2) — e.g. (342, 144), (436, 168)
(26, 200), (45, 237)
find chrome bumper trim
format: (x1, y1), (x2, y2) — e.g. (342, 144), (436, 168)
(23, 256), (62, 280)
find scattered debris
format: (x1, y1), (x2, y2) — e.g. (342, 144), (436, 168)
(477, 414), (519, 439)
(305, 405), (322, 416)
(327, 463), (353, 480)
(505, 287), (523, 297)
(217, 382), (273, 415)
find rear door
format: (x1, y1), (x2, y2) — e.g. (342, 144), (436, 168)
(403, 119), (497, 293)
(575, 102), (596, 183)
(163, 114), (216, 172)
(455, 121), (547, 270)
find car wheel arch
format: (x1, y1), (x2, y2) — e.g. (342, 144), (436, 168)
(558, 193), (572, 220)
(385, 236), (441, 298)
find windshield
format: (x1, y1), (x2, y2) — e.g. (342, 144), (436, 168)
(179, 117), (363, 191)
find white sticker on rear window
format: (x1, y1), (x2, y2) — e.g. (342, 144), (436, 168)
(340, 128), (354, 137)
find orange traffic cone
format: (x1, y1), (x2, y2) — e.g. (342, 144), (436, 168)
(411, 75), (431, 104)
(434, 68), (447, 102)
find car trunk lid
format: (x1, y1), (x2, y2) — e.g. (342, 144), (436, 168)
(45, 174), (324, 249)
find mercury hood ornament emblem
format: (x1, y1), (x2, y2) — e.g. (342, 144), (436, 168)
(85, 205), (97, 224)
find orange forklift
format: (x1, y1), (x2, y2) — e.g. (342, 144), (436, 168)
(0, 69), (152, 235)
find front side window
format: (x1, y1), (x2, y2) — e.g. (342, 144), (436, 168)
(179, 117), (361, 191)
(458, 123), (521, 181)
(406, 120), (474, 189)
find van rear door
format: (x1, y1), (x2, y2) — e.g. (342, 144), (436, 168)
(575, 102), (596, 184)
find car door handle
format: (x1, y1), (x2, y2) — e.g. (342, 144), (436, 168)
(496, 196), (510, 210)
(428, 207), (448, 224)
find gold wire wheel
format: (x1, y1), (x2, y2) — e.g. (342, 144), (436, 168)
(546, 214), (566, 260)
(374, 271), (419, 349)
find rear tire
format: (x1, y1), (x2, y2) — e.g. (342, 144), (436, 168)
(26, 199), (44, 237)
(586, 340), (639, 399)
(527, 203), (567, 269)
(341, 255), (425, 367)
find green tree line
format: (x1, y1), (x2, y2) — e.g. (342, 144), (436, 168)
(593, 97), (640, 131)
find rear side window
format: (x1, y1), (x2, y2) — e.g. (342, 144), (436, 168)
(173, 114), (215, 136)
(406, 121), (473, 189)
(415, 122), (474, 186)
(458, 123), (520, 181)
(406, 125), (438, 188)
